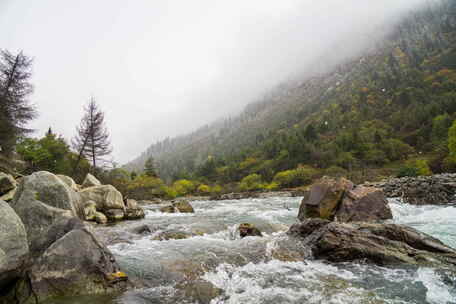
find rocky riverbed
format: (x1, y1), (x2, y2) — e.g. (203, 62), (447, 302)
(2, 174), (456, 304)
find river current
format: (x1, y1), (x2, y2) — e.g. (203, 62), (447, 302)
(46, 197), (456, 304)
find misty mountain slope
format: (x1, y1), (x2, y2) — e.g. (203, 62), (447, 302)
(125, 0), (456, 183)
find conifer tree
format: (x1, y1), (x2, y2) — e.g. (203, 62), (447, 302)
(72, 98), (112, 174)
(0, 50), (36, 155)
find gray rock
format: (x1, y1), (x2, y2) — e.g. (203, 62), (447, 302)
(336, 186), (392, 222)
(125, 208), (145, 220)
(172, 200), (194, 213)
(82, 173), (102, 188)
(105, 209), (125, 221)
(29, 225), (128, 302)
(57, 174), (79, 192)
(84, 200), (97, 221)
(95, 211), (108, 224)
(288, 219), (456, 267)
(0, 187), (16, 202)
(10, 171), (84, 255)
(238, 223), (262, 238)
(0, 200), (29, 290)
(297, 177), (354, 221)
(0, 172), (16, 195)
(80, 185), (125, 211)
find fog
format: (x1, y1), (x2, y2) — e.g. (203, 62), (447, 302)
(0, 0), (427, 163)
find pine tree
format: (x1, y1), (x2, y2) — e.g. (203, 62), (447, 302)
(0, 50), (37, 156)
(144, 156), (158, 177)
(72, 98), (112, 174)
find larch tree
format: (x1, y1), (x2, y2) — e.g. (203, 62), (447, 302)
(0, 50), (37, 156)
(72, 98), (112, 174)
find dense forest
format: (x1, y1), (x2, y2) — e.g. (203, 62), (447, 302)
(124, 0), (456, 194)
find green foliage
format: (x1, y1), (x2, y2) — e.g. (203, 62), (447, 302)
(172, 179), (197, 196)
(126, 175), (172, 199)
(16, 132), (88, 178)
(325, 166), (348, 178)
(449, 120), (456, 160)
(197, 184), (211, 194)
(239, 174), (264, 192)
(273, 166), (317, 188)
(396, 166), (419, 177)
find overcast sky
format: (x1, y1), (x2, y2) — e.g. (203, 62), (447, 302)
(0, 0), (427, 163)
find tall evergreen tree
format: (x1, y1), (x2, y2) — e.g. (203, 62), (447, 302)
(0, 50), (36, 156)
(72, 98), (112, 174)
(144, 156), (158, 177)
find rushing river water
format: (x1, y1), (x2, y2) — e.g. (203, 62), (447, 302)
(46, 197), (456, 304)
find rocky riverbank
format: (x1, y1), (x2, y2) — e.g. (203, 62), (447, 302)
(0, 171), (150, 304)
(364, 173), (456, 205)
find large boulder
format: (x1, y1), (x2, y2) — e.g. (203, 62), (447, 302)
(79, 185), (125, 212)
(29, 220), (128, 302)
(298, 177), (353, 221)
(57, 174), (79, 192)
(336, 186), (392, 222)
(82, 173), (101, 188)
(0, 200), (29, 291)
(0, 172), (16, 195)
(10, 171), (84, 255)
(288, 219), (456, 267)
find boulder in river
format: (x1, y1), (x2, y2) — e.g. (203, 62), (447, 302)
(29, 219), (128, 302)
(0, 200), (29, 291)
(173, 200), (195, 213)
(298, 177), (392, 223)
(81, 173), (101, 188)
(336, 186), (392, 222)
(160, 205), (177, 213)
(125, 199), (146, 220)
(298, 177), (354, 221)
(288, 218), (456, 267)
(152, 230), (193, 241)
(238, 223), (263, 238)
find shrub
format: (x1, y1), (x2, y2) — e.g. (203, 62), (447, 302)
(239, 174), (263, 192)
(396, 166), (419, 178)
(273, 166), (317, 188)
(325, 166), (348, 178)
(126, 175), (169, 199)
(172, 179), (197, 196)
(197, 184), (211, 194)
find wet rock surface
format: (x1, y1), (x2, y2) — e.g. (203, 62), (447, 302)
(298, 177), (391, 222)
(288, 218), (456, 267)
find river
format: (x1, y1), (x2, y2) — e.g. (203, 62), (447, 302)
(45, 197), (456, 304)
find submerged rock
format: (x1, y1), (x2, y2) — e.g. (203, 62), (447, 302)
(238, 223), (263, 238)
(288, 219), (456, 267)
(173, 200), (194, 213)
(160, 205), (177, 213)
(182, 280), (223, 304)
(152, 230), (193, 241)
(81, 173), (101, 188)
(0, 200), (29, 291)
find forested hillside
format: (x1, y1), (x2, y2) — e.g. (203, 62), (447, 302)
(126, 0), (456, 190)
